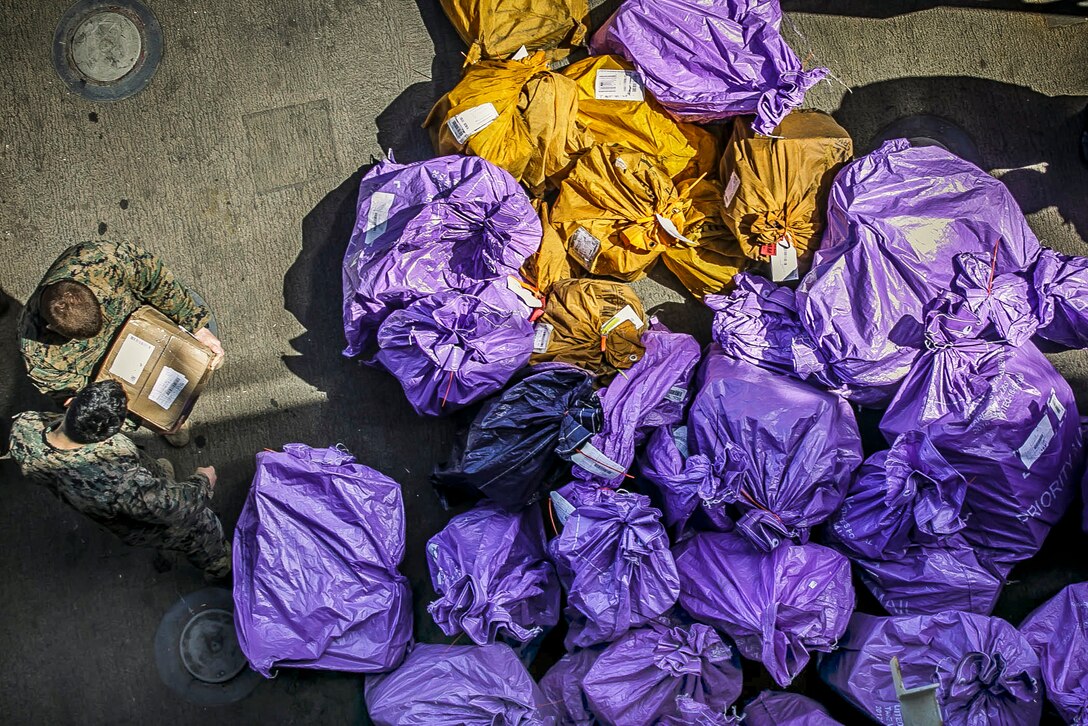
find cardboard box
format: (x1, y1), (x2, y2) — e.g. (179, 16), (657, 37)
(95, 306), (214, 433)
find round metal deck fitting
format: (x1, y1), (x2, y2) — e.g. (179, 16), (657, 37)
(154, 588), (261, 706)
(869, 114), (983, 168)
(52, 0), (163, 102)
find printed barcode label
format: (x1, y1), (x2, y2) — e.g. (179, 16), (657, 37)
(770, 240), (799, 282)
(549, 491), (575, 526)
(594, 69), (645, 101)
(148, 366), (189, 410)
(570, 442), (626, 479)
(533, 322), (553, 353)
(723, 171), (741, 207)
(364, 191), (395, 245)
(1047, 392), (1066, 421)
(665, 386), (687, 404)
(447, 102), (499, 144)
(570, 227), (602, 268)
(1018, 414), (1056, 470)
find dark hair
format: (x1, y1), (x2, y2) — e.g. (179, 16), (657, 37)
(64, 381), (128, 444)
(40, 280), (103, 339)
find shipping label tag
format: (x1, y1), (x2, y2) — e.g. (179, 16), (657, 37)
(601, 304), (644, 335)
(510, 45), (529, 60)
(570, 227), (602, 268)
(569, 442), (627, 479)
(364, 191), (395, 245)
(1019, 414), (1056, 470)
(1047, 391), (1066, 421)
(722, 171), (741, 207)
(447, 102), (499, 144)
(594, 69), (645, 101)
(770, 239), (800, 282)
(532, 322), (554, 353)
(549, 491), (575, 526)
(109, 334), (155, 385)
(654, 214), (694, 245)
(664, 385), (687, 404)
(148, 366), (189, 410)
(506, 276), (542, 309)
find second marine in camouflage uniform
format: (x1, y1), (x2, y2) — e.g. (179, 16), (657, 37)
(18, 240), (211, 399)
(8, 411), (230, 576)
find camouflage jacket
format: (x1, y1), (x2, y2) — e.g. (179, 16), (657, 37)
(8, 411), (214, 542)
(18, 241), (211, 398)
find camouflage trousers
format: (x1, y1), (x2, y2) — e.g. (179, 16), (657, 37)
(120, 508), (231, 577)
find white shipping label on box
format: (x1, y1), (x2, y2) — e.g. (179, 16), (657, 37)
(1019, 414), (1056, 470)
(447, 102), (499, 144)
(569, 441), (626, 479)
(532, 322), (554, 353)
(148, 366), (190, 410)
(771, 241), (799, 282)
(594, 69), (645, 101)
(570, 227), (602, 267)
(363, 191), (396, 245)
(109, 334), (156, 385)
(722, 171), (741, 207)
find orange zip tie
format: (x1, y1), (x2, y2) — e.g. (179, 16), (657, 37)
(986, 234), (1002, 296)
(547, 498), (559, 536)
(600, 335), (607, 352)
(440, 369), (456, 408)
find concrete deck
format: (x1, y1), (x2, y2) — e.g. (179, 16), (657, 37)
(1, 0), (1086, 723)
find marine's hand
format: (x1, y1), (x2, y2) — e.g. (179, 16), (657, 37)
(194, 327), (225, 370)
(195, 465), (217, 490)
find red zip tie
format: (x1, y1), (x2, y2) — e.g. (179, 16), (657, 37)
(547, 498), (559, 536)
(986, 234), (1002, 296)
(440, 369), (455, 408)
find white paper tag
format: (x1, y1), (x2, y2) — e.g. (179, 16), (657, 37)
(594, 69), (645, 101)
(1019, 414), (1056, 470)
(570, 227), (602, 267)
(549, 490), (575, 526)
(601, 304), (644, 335)
(510, 45), (529, 60)
(447, 102), (499, 144)
(109, 334), (156, 385)
(364, 191), (395, 245)
(655, 214), (694, 245)
(723, 171), (741, 207)
(1047, 392), (1066, 421)
(148, 366), (189, 410)
(771, 240), (800, 282)
(665, 386), (687, 404)
(532, 322), (553, 353)
(506, 276), (542, 309)
(673, 425), (690, 459)
(569, 442), (626, 478)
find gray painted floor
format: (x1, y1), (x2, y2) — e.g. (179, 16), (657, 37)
(0, 1), (1086, 723)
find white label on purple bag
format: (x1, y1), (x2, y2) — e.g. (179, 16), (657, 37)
(1019, 414), (1056, 470)
(664, 386), (687, 404)
(723, 171), (741, 207)
(594, 69), (645, 102)
(532, 322), (553, 353)
(447, 102), (498, 144)
(569, 442), (626, 479)
(570, 227), (602, 268)
(549, 491), (575, 526)
(1047, 391), (1066, 421)
(364, 191), (395, 245)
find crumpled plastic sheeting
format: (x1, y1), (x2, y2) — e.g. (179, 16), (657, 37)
(582, 622), (743, 725)
(562, 54), (719, 181)
(719, 110), (852, 275)
(1018, 581), (1088, 725)
(820, 611), (1044, 726)
(530, 278), (646, 377)
(426, 51), (590, 193)
(743, 691), (842, 726)
(342, 154), (541, 357)
(570, 324), (700, 485)
(591, 0), (827, 133)
(950, 251), (1040, 347)
(674, 532), (854, 688)
(658, 697), (740, 725)
(426, 503), (559, 645)
(687, 350), (862, 550)
(706, 272), (831, 385)
(437, 0), (587, 62)
(881, 295), (1083, 570)
(1032, 248), (1088, 351)
(640, 424), (736, 537)
(549, 490), (680, 648)
(234, 444), (412, 677)
(432, 365), (601, 510)
(375, 280), (534, 416)
(538, 647), (602, 726)
(364, 643), (552, 725)
(826, 431), (1003, 616)
(797, 140), (1042, 407)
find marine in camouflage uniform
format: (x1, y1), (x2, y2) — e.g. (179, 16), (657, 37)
(8, 411), (231, 576)
(18, 240), (211, 400)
